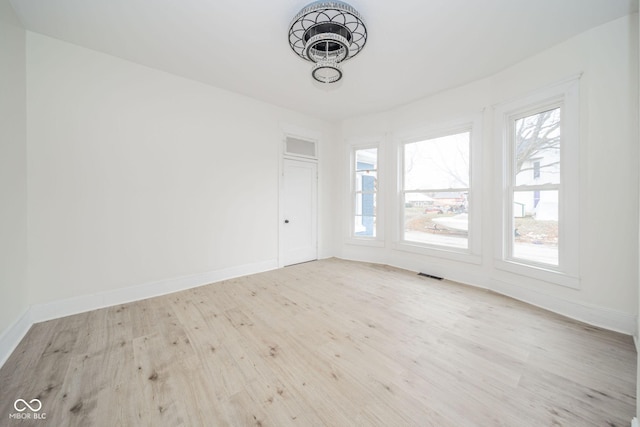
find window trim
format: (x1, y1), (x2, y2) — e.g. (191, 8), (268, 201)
(394, 115), (482, 263)
(494, 75), (581, 288)
(347, 141), (384, 246)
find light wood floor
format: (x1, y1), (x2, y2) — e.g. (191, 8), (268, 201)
(0, 258), (636, 426)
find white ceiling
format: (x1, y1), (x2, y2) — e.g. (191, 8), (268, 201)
(9, 0), (638, 121)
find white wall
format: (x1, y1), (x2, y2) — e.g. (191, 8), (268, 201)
(26, 32), (334, 307)
(636, 7), (640, 421)
(0, 0), (28, 338)
(336, 14), (639, 333)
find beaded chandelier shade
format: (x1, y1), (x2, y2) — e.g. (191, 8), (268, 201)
(288, 1), (368, 84)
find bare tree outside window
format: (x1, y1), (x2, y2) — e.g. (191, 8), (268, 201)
(515, 108), (560, 185)
(512, 107), (561, 265)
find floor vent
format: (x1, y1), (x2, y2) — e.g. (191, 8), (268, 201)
(418, 272), (443, 280)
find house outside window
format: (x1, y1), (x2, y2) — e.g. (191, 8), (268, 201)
(352, 147), (378, 238)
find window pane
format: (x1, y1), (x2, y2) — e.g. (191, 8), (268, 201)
(405, 132), (469, 190)
(355, 193), (376, 237)
(355, 192), (376, 216)
(356, 148), (377, 171)
(355, 170), (377, 192)
(403, 192), (468, 249)
(512, 190), (558, 265)
(353, 147), (378, 238)
(285, 137), (316, 158)
(354, 215), (376, 237)
(515, 108), (560, 186)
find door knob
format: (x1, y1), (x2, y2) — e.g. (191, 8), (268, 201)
(284, 219), (290, 224)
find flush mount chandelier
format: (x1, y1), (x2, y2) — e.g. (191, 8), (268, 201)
(288, 1), (367, 84)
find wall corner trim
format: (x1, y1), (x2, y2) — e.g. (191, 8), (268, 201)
(0, 308), (32, 368)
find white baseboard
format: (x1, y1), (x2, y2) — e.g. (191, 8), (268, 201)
(30, 259), (279, 323)
(485, 278), (636, 335)
(346, 254), (637, 336)
(0, 308), (33, 368)
(0, 259), (278, 368)
(435, 271), (636, 335)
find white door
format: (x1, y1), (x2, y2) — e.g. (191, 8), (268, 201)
(281, 159), (318, 266)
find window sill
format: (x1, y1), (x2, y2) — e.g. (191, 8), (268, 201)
(494, 259), (580, 289)
(345, 237), (385, 248)
(393, 241), (482, 265)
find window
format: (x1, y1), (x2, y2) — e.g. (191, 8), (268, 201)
(352, 147), (378, 238)
(284, 136), (317, 159)
(495, 76), (580, 287)
(510, 107), (561, 265)
(400, 129), (471, 251)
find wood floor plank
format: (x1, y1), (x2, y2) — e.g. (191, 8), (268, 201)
(0, 258), (635, 426)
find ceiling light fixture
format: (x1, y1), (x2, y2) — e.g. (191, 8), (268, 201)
(288, 1), (367, 84)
